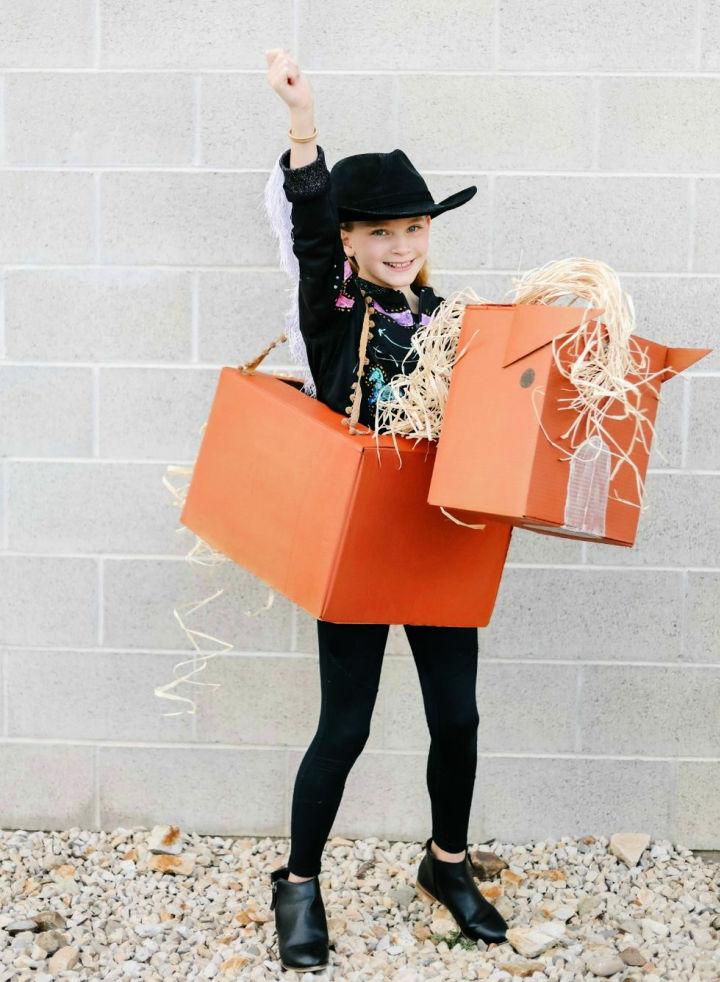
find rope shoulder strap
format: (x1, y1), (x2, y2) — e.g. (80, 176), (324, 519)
(237, 286), (376, 437)
(340, 288), (374, 436)
(238, 332), (288, 374)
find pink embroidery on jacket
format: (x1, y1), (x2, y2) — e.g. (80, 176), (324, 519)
(334, 257), (356, 308)
(372, 299), (430, 328)
(372, 299), (414, 326)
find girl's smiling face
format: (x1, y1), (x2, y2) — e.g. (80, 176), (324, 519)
(340, 215), (431, 289)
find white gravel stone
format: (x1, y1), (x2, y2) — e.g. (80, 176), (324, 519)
(585, 947), (627, 976)
(609, 832), (651, 868)
(0, 828), (717, 980)
(147, 826), (183, 857)
(507, 920), (567, 957)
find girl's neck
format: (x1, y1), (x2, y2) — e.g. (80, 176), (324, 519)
(356, 270), (421, 313)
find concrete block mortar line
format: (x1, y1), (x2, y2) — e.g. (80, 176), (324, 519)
(487, 173), (495, 269)
(283, 747), (291, 839)
(2, 737), (718, 765)
(688, 176), (697, 272)
(679, 568), (688, 663)
(379, 665), (389, 753)
(0, 542), (714, 577)
(492, 0), (499, 72)
(10, 163), (720, 178)
(96, 556), (105, 646)
(1, 360), (221, 373)
(5, 548), (720, 573)
(94, 171), (102, 264)
(0, 74), (4, 168)
(3, 646), (715, 669)
(292, 0), (300, 61)
(193, 75), (202, 167)
(92, 365), (100, 456)
(93, 744), (100, 830)
(590, 76), (600, 171)
(1, 359), (719, 376)
(669, 755), (680, 847)
(2, 649), (7, 738)
(5, 452), (720, 474)
(0, 264), (5, 360)
(92, 0), (101, 68)
(1, 459), (6, 549)
(0, 455), (200, 466)
(2, 263), (720, 278)
(646, 467), (719, 474)
(574, 662), (584, 754)
(191, 671), (198, 742)
(6, 68), (720, 78)
(191, 270), (200, 362)
(681, 375), (691, 470)
(392, 73), (400, 146)
(1, 75), (5, 380)
(506, 561), (719, 572)
(0, 87), (6, 384)
(695, 0), (706, 72)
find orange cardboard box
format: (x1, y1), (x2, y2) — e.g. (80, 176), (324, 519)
(180, 367), (513, 625)
(428, 303), (711, 547)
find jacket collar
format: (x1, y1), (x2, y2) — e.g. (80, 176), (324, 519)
(354, 274), (438, 313)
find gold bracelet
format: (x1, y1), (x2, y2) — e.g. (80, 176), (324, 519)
(288, 125), (318, 143)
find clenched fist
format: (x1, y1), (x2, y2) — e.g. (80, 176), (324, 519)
(265, 49), (314, 111)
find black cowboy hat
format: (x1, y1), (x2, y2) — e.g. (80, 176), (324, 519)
(329, 148), (477, 222)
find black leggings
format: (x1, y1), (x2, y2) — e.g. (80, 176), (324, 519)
(288, 620), (480, 877)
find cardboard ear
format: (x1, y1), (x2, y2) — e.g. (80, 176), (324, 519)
(658, 345), (713, 384)
(502, 305), (606, 368)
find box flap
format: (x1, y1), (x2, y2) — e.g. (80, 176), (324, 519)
(659, 345), (713, 383)
(502, 304), (605, 368)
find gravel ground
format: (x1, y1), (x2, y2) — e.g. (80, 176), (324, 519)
(1, 826), (718, 981)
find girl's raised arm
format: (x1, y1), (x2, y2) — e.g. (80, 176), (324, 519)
(265, 49), (317, 166)
(265, 49), (347, 345)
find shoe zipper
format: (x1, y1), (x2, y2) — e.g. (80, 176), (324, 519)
(270, 879), (278, 911)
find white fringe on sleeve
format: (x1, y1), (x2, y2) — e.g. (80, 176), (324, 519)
(262, 154), (317, 398)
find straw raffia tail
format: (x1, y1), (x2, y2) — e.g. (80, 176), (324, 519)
(154, 589), (232, 718)
(440, 507), (487, 530)
(157, 456), (276, 717)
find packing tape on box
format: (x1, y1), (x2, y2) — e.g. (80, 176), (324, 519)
(563, 435), (612, 537)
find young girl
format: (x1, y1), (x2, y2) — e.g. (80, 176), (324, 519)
(265, 48), (508, 973)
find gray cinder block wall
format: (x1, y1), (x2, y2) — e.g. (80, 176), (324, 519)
(0, 2), (718, 848)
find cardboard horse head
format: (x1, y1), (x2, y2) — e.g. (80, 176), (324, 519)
(428, 303), (711, 547)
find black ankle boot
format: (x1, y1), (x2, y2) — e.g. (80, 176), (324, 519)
(415, 837), (508, 945)
(270, 865), (330, 972)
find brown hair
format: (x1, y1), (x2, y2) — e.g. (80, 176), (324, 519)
(339, 218), (431, 289)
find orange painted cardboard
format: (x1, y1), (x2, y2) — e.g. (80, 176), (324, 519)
(428, 303), (711, 546)
(180, 367), (513, 625)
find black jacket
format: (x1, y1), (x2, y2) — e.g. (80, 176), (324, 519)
(280, 145), (445, 430)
